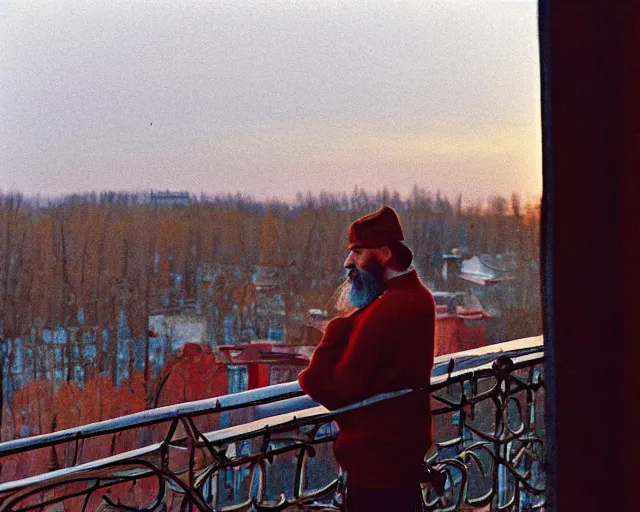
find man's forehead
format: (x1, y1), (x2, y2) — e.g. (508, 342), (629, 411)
(349, 246), (377, 254)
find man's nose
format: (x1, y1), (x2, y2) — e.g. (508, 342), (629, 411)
(344, 251), (356, 269)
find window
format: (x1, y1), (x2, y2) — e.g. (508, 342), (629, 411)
(227, 365), (248, 395)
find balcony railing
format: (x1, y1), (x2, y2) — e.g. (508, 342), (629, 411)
(0, 337), (544, 511)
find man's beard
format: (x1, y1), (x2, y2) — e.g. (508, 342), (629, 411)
(347, 261), (384, 309)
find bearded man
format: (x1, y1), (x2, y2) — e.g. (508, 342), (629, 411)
(298, 205), (435, 512)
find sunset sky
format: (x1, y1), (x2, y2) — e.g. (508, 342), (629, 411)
(0, 0), (542, 204)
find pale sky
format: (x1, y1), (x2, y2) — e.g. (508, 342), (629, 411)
(0, 0), (542, 203)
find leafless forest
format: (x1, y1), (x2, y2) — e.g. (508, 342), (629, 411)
(0, 187), (540, 450)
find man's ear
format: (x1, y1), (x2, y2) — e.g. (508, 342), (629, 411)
(377, 245), (392, 266)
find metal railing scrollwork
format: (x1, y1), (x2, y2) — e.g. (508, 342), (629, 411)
(0, 337), (544, 511)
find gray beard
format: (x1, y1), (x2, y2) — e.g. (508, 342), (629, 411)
(348, 267), (384, 308)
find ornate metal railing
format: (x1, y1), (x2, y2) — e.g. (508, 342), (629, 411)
(0, 337), (544, 511)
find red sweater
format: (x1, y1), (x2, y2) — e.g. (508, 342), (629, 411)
(298, 270), (435, 489)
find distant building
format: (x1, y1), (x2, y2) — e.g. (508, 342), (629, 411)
(458, 254), (515, 286)
(433, 292), (491, 355)
(440, 253), (463, 284)
(215, 340), (310, 428)
(148, 313), (206, 351)
(150, 191), (191, 207)
(307, 309), (328, 322)
(298, 309), (330, 346)
(216, 341), (310, 390)
(267, 327), (283, 342)
(252, 266), (286, 340)
(437, 252), (523, 344)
